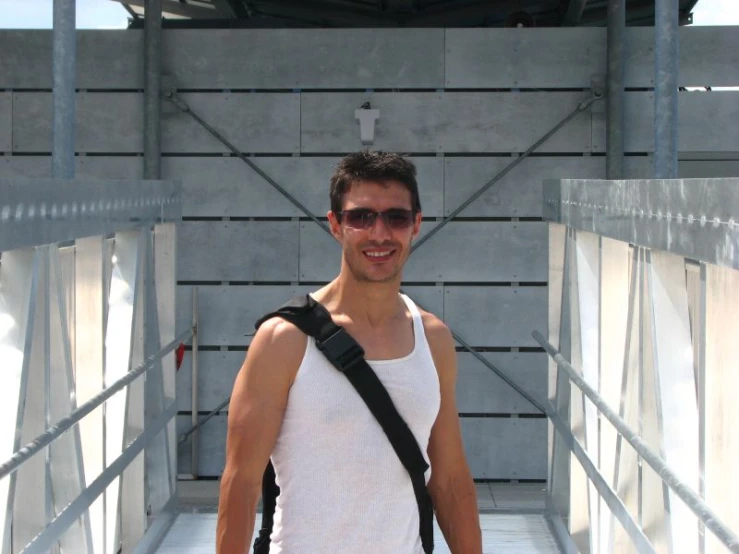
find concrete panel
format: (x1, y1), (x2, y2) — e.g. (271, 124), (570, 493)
(300, 92), (593, 153)
(0, 93), (10, 152)
(299, 221), (547, 282)
(162, 156), (443, 218)
(445, 27), (739, 89)
(0, 156), (52, 178)
(456, 352), (547, 414)
(12, 92), (143, 153)
(177, 351), (243, 412)
(163, 29), (444, 89)
(176, 284), (444, 347)
(161, 93), (300, 154)
(444, 157), (605, 218)
(445, 28), (604, 89)
(461, 417), (547, 479)
(0, 156), (144, 179)
(178, 414), (546, 479)
(177, 221), (299, 282)
(177, 414), (227, 477)
(679, 160), (739, 178)
(592, 91), (739, 153)
(0, 31), (142, 89)
(443, 286), (547, 347)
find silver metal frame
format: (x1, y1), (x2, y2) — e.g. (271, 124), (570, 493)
(542, 177), (739, 553)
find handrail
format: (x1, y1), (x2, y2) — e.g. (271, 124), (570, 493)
(532, 330), (739, 553)
(0, 327), (193, 482)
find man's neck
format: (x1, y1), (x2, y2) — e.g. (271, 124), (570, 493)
(317, 274), (404, 329)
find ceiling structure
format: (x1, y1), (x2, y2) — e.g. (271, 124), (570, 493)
(113, 0), (701, 29)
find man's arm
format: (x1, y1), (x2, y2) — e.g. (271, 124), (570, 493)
(216, 318), (306, 554)
(424, 314), (483, 554)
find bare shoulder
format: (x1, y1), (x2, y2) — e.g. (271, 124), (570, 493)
(418, 309), (454, 348)
(244, 316), (308, 382)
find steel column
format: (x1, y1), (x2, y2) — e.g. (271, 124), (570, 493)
(654, 0), (679, 179)
(606, 0), (625, 179)
(144, 0), (162, 180)
(52, 0), (76, 180)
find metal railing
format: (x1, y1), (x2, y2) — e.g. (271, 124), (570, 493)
(0, 177), (181, 554)
(541, 177), (739, 554)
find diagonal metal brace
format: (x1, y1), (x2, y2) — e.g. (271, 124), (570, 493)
(164, 90), (332, 236)
(411, 91), (604, 253)
(165, 88), (547, 417)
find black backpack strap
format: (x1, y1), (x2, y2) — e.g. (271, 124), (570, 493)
(252, 295), (434, 554)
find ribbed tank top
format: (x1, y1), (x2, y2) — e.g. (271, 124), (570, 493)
(269, 294), (441, 554)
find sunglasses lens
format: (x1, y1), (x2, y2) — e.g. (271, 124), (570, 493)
(343, 210), (373, 229)
(385, 210), (414, 229)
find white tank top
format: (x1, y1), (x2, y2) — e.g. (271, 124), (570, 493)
(269, 294), (441, 554)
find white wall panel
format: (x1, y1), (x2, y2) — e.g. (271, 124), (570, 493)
(457, 352), (547, 414)
(176, 284), (444, 347)
(161, 93), (300, 153)
(0, 31), (143, 89)
(12, 92), (144, 152)
(177, 221), (300, 282)
(444, 157), (604, 218)
(163, 156), (443, 218)
(300, 222), (547, 282)
(178, 414), (546, 479)
(444, 286), (547, 347)
(461, 417), (547, 479)
(162, 29), (445, 89)
(300, 92), (593, 153)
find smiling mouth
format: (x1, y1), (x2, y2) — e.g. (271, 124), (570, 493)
(363, 249), (396, 262)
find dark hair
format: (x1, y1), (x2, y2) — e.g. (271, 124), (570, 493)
(329, 151), (422, 215)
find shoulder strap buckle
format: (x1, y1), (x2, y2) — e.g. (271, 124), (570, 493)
(315, 328), (365, 371)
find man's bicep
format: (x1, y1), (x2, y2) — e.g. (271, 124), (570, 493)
(223, 320), (305, 483)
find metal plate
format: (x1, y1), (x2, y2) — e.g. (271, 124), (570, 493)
(161, 93), (301, 154)
(444, 286), (548, 347)
(0, 92), (10, 152)
(300, 92), (593, 153)
(163, 29), (444, 89)
(177, 221), (300, 282)
(0, 178), (180, 251)
(544, 178), (739, 269)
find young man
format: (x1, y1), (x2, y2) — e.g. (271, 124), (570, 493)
(216, 151), (483, 554)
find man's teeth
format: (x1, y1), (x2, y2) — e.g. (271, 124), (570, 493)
(366, 251), (391, 257)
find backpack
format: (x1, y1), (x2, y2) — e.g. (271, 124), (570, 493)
(251, 294), (434, 554)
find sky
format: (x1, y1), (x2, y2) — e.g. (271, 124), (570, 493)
(0, 0), (737, 29)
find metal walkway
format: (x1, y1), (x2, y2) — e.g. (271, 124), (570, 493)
(155, 512), (561, 554)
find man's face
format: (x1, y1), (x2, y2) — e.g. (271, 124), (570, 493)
(328, 180), (421, 284)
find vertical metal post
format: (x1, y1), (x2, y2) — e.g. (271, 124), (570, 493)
(52, 0), (76, 179)
(144, 0), (163, 180)
(654, 0), (679, 179)
(191, 288), (199, 479)
(606, 0), (625, 179)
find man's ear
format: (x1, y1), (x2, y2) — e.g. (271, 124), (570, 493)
(412, 211), (422, 239)
(327, 210), (342, 240)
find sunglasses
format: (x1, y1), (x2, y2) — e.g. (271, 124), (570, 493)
(338, 208), (416, 230)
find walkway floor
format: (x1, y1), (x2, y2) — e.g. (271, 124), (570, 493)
(156, 481), (561, 553)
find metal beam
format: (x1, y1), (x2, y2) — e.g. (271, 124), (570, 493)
(606, 0), (625, 179)
(114, 0), (222, 19)
(560, 0), (588, 26)
(52, 0), (75, 180)
(654, 0), (679, 178)
(144, 0), (162, 180)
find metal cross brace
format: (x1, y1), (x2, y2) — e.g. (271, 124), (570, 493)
(163, 89), (579, 416)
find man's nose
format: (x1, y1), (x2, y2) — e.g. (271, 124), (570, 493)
(368, 213), (392, 239)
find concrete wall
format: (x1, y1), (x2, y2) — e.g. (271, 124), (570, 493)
(1, 27), (737, 480)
